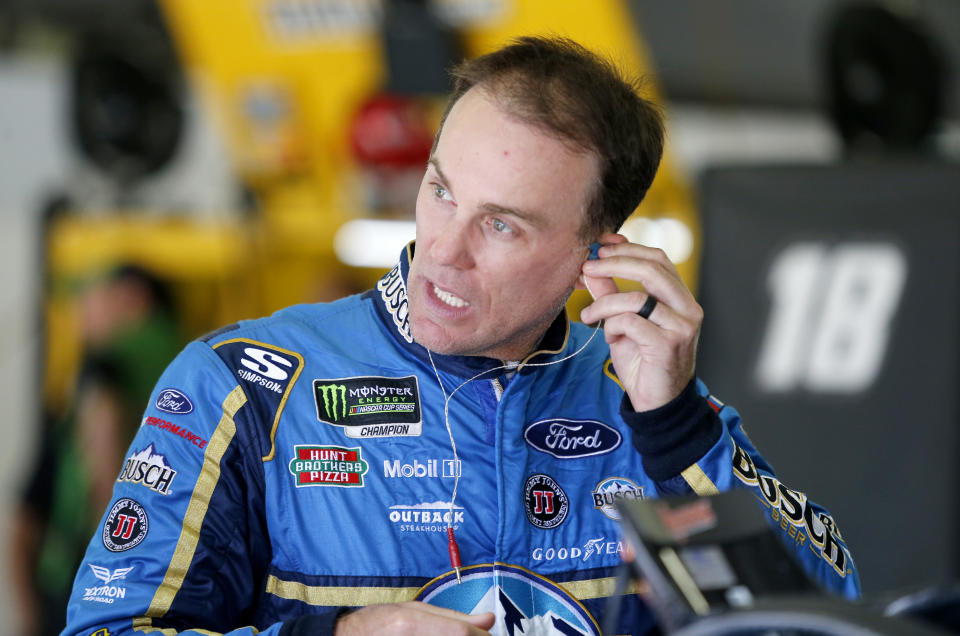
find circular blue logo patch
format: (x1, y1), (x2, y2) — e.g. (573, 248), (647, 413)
(416, 563), (599, 635)
(591, 476), (645, 521)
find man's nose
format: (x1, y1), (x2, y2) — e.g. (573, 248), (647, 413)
(429, 216), (475, 269)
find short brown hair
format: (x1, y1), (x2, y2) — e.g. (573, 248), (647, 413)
(435, 36), (665, 239)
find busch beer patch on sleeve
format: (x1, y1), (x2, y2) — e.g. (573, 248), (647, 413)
(314, 375), (422, 438)
(289, 445), (369, 487)
(117, 444), (178, 495)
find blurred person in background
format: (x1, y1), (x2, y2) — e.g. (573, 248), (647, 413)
(10, 265), (182, 636)
(60, 38), (858, 635)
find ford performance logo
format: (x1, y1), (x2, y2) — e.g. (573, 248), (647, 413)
(524, 419), (621, 459)
(155, 388), (194, 414)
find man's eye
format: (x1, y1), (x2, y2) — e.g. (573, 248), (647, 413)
(432, 184), (453, 202)
(491, 218), (512, 233)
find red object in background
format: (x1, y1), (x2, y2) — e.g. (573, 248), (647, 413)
(349, 94), (435, 168)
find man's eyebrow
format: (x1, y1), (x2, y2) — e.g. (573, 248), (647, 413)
(480, 202), (545, 228)
(427, 158), (449, 186)
(429, 158), (545, 228)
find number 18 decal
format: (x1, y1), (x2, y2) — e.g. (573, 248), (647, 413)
(755, 242), (907, 394)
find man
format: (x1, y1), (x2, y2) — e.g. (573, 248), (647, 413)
(62, 37), (859, 636)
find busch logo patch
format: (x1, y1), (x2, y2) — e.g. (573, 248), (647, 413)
(732, 442), (850, 576)
(289, 445), (369, 487)
(102, 498), (148, 552)
(117, 444), (177, 495)
(523, 419), (621, 459)
(524, 474), (569, 529)
(377, 263), (412, 343)
(592, 477), (645, 520)
(155, 388), (193, 414)
(314, 375), (422, 437)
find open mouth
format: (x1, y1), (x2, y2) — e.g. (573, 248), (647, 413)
(433, 283), (470, 308)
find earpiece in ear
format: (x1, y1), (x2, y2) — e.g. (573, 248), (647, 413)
(587, 242), (602, 261)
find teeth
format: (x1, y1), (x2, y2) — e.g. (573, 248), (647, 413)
(433, 284), (469, 308)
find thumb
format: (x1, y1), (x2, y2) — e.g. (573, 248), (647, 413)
(466, 612), (496, 629)
(582, 273), (618, 301)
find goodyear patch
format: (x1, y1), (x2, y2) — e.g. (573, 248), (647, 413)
(314, 375), (421, 438)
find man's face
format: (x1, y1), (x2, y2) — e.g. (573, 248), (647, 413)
(407, 87), (598, 361)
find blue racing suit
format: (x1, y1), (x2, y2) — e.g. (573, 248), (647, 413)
(62, 245), (859, 636)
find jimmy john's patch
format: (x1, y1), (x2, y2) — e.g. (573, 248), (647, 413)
(524, 473), (569, 529)
(314, 375), (421, 438)
(102, 498), (148, 552)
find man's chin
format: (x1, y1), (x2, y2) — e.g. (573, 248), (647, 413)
(411, 322), (484, 358)
(412, 330), (465, 357)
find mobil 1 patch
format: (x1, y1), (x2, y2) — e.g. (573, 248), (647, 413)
(314, 375), (422, 438)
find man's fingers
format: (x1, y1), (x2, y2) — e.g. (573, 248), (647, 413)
(582, 291), (682, 330)
(581, 259), (700, 326)
(336, 602), (493, 635)
(597, 240), (682, 281)
(397, 601), (493, 625)
(467, 612), (496, 629)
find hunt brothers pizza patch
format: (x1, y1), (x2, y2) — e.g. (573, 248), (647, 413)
(289, 445), (369, 487)
(314, 375), (421, 438)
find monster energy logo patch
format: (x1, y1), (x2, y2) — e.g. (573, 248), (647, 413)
(313, 375), (422, 437)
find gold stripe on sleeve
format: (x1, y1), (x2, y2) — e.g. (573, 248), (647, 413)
(562, 576), (644, 599)
(142, 386), (247, 620)
(681, 463), (720, 496)
(265, 574), (420, 606)
(263, 572), (648, 609)
(602, 359), (624, 390)
(132, 616), (253, 635)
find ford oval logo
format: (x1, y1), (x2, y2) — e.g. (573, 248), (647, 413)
(155, 388), (194, 415)
(523, 419), (621, 459)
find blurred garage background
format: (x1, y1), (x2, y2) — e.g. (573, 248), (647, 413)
(0, 0), (958, 632)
